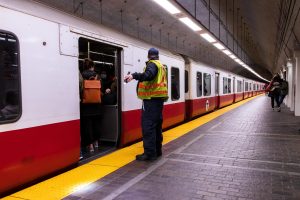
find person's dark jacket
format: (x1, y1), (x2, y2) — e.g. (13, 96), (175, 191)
(132, 60), (158, 82)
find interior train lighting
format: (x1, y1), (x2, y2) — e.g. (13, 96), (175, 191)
(152, 0), (181, 14)
(179, 17), (202, 31)
(200, 33), (216, 43)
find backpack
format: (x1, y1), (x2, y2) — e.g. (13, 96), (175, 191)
(82, 79), (102, 103)
(280, 80), (288, 95)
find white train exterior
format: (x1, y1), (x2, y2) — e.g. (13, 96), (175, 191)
(0, 0), (265, 194)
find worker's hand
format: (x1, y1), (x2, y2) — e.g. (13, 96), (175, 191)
(105, 88), (111, 94)
(124, 74), (133, 83)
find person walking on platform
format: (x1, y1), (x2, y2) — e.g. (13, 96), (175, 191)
(266, 74), (283, 112)
(124, 48), (168, 161)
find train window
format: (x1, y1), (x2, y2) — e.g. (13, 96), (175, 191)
(196, 72), (202, 97)
(203, 73), (211, 96)
(245, 82), (248, 91)
(185, 70), (188, 93)
(223, 77), (228, 94)
(0, 31), (21, 124)
(249, 83), (252, 91)
(171, 67), (180, 100)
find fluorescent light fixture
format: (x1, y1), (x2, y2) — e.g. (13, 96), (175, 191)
(234, 58), (241, 63)
(152, 0), (181, 14)
(222, 49), (231, 55)
(229, 54), (236, 59)
(213, 42), (225, 50)
(200, 33), (216, 43)
(179, 17), (202, 31)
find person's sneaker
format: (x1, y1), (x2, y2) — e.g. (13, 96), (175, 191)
(89, 144), (94, 152)
(94, 141), (99, 148)
(277, 107), (281, 112)
(136, 153), (157, 161)
(272, 108), (275, 111)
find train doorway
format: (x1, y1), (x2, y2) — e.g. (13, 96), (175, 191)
(78, 37), (121, 160)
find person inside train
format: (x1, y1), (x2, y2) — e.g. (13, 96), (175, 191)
(102, 74), (117, 105)
(0, 91), (19, 121)
(81, 58), (101, 152)
(99, 70), (113, 93)
(266, 73), (283, 112)
(82, 58), (98, 80)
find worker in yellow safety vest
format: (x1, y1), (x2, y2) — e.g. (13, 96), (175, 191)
(124, 47), (168, 161)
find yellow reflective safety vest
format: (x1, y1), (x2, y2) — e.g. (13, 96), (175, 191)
(137, 60), (168, 100)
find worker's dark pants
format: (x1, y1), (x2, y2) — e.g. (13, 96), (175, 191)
(141, 99), (164, 157)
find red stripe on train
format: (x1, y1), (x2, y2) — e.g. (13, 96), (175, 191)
(219, 94), (234, 108)
(234, 93), (244, 102)
(0, 120), (80, 194)
(185, 97), (216, 119)
(120, 102), (185, 146)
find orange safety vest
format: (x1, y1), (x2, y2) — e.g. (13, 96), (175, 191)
(137, 60), (168, 100)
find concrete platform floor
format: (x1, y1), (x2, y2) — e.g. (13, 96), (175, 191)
(65, 96), (300, 200)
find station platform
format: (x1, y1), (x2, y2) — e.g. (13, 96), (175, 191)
(4, 95), (300, 200)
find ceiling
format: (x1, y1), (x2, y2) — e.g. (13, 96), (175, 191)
(35, 0), (300, 81)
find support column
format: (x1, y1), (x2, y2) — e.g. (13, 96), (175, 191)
(294, 51), (300, 116)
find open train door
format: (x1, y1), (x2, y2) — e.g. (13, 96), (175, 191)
(215, 72), (220, 109)
(78, 37), (122, 159)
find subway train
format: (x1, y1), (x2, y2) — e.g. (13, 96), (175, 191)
(0, 1), (265, 195)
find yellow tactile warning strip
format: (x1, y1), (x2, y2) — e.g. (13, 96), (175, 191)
(3, 95), (261, 200)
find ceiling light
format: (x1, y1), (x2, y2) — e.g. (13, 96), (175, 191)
(213, 42), (225, 50)
(179, 17), (202, 31)
(222, 49), (231, 55)
(229, 54), (236, 59)
(153, 0), (180, 14)
(152, 0), (181, 14)
(234, 58), (241, 63)
(200, 33), (216, 43)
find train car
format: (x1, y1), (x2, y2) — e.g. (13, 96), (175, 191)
(218, 70), (234, 108)
(234, 75), (244, 102)
(0, 0), (265, 195)
(249, 81), (253, 97)
(253, 81), (258, 96)
(0, 1), (186, 194)
(244, 79), (250, 99)
(185, 59), (216, 119)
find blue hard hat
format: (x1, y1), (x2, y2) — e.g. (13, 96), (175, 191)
(148, 48), (159, 57)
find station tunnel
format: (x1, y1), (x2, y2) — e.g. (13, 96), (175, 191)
(1, 0), (300, 199)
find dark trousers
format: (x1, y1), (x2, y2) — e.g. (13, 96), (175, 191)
(279, 94), (286, 105)
(141, 99), (164, 157)
(271, 95), (280, 108)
